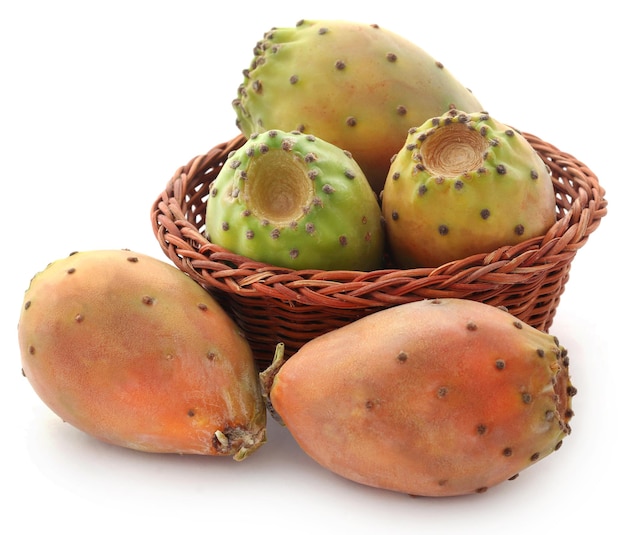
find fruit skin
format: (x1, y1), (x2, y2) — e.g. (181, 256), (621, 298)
(205, 129), (385, 271)
(233, 19), (483, 193)
(382, 109), (556, 267)
(18, 249), (266, 459)
(261, 298), (575, 496)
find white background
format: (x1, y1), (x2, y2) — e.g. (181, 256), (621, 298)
(1, 1), (621, 533)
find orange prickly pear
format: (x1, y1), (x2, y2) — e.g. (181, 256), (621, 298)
(261, 298), (575, 496)
(18, 249), (266, 459)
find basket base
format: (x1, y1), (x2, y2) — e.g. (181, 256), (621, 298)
(217, 267), (567, 368)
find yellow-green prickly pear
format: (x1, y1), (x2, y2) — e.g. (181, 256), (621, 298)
(205, 129), (385, 271)
(382, 109), (556, 267)
(233, 19), (484, 193)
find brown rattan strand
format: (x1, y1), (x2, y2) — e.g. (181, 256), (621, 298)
(151, 132), (608, 366)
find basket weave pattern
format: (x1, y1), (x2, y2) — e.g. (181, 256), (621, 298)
(151, 133), (607, 366)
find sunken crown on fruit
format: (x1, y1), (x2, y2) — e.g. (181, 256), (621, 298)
(205, 129), (385, 271)
(382, 109), (557, 268)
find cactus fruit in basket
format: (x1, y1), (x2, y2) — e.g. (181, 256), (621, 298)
(232, 19), (484, 193)
(205, 129), (385, 271)
(18, 250), (266, 460)
(381, 109), (556, 267)
(261, 298), (575, 497)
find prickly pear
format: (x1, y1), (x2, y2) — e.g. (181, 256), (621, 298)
(18, 249), (266, 459)
(205, 129), (385, 271)
(233, 19), (484, 193)
(382, 109), (556, 267)
(261, 298), (575, 496)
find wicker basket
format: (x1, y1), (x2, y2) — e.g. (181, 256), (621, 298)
(151, 132), (607, 367)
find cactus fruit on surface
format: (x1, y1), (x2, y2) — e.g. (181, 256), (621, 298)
(260, 298), (575, 497)
(204, 129), (385, 271)
(232, 19), (484, 193)
(18, 250), (266, 460)
(381, 109), (557, 268)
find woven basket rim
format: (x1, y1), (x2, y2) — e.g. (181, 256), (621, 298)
(151, 131), (608, 307)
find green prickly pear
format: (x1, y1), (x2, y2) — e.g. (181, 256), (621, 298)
(233, 19), (484, 193)
(205, 129), (385, 271)
(382, 109), (556, 267)
(18, 249), (266, 459)
(261, 298), (575, 497)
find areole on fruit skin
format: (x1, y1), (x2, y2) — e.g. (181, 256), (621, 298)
(233, 19), (484, 193)
(261, 298), (575, 497)
(382, 108), (557, 268)
(205, 129), (385, 271)
(18, 249), (267, 459)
